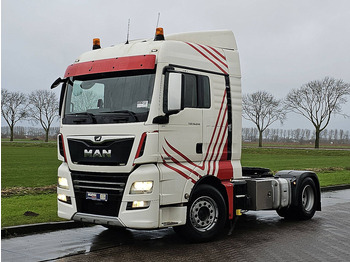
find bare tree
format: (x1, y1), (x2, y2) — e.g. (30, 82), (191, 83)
(71, 91), (99, 112)
(285, 77), (350, 148)
(28, 90), (59, 142)
(1, 89), (28, 141)
(242, 91), (286, 147)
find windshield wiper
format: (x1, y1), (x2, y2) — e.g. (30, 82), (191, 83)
(67, 112), (96, 124)
(101, 110), (139, 121)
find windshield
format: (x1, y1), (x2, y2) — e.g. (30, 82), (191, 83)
(63, 71), (155, 124)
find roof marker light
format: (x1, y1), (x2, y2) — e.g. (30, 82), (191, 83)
(93, 38), (101, 50)
(154, 27), (165, 41)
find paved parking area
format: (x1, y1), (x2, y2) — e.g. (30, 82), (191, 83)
(2, 189), (350, 262)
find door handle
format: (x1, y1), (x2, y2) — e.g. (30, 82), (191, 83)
(196, 143), (203, 154)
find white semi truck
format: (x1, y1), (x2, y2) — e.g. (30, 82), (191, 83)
(52, 28), (321, 242)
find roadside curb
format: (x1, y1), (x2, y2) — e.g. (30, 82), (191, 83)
(320, 184), (350, 192)
(2, 186), (350, 239)
(1, 221), (89, 239)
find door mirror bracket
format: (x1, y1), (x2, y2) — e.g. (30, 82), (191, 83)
(152, 110), (180, 124)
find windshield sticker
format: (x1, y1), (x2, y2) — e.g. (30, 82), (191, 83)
(137, 101), (148, 108)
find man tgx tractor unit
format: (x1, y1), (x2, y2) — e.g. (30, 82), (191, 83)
(52, 28), (321, 242)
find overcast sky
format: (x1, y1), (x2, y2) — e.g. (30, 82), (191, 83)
(2, 0), (350, 130)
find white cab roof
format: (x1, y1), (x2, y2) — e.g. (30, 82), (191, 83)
(166, 30), (237, 50)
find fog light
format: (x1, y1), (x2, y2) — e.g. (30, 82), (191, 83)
(58, 177), (69, 189)
(127, 201), (150, 210)
(58, 194), (71, 204)
(130, 181), (153, 194)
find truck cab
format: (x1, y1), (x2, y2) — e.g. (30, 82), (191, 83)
(54, 28), (320, 242)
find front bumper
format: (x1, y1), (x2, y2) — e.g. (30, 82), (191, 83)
(57, 163), (160, 229)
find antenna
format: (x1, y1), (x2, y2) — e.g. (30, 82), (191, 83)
(126, 19), (130, 44)
(156, 12), (160, 28)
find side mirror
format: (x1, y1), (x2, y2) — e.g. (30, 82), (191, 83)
(167, 73), (182, 111)
(153, 72), (182, 125)
(51, 77), (66, 89)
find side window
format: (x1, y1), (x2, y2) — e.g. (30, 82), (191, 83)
(164, 71), (211, 113)
(198, 76), (210, 108)
(182, 74), (211, 109)
(183, 74), (197, 108)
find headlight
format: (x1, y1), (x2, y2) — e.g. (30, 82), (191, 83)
(126, 201), (150, 210)
(58, 194), (71, 204)
(58, 177), (69, 189)
(130, 181), (153, 194)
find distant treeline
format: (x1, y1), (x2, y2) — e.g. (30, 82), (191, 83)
(2, 126), (350, 144)
(1, 126), (60, 140)
(243, 127), (350, 144)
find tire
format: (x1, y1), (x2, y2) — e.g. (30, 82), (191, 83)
(173, 184), (227, 242)
(295, 177), (317, 220)
(276, 177), (317, 220)
(276, 206), (294, 219)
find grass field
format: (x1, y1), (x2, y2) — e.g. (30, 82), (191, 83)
(2, 142), (62, 227)
(242, 147), (350, 170)
(1, 141), (350, 227)
(243, 142), (350, 149)
(1, 142), (60, 188)
(1, 194), (65, 227)
(241, 147), (350, 186)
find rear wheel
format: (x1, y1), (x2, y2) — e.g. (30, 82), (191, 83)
(276, 206), (293, 218)
(276, 177), (317, 220)
(296, 177), (317, 220)
(173, 184), (227, 242)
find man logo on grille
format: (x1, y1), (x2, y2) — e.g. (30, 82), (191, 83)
(94, 136), (102, 142)
(84, 149), (112, 158)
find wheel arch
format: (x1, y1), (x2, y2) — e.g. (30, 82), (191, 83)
(275, 170), (321, 211)
(190, 175), (229, 215)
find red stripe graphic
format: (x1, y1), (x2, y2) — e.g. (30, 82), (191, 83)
(208, 46), (226, 60)
(186, 42), (228, 74)
(165, 138), (199, 169)
(163, 148), (202, 179)
(164, 91), (227, 173)
(204, 92), (227, 164)
(134, 132), (147, 160)
(207, 107), (227, 175)
(197, 44), (228, 69)
(162, 157), (196, 184)
(212, 120), (228, 176)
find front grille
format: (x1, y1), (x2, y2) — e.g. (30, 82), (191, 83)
(68, 138), (134, 166)
(71, 171), (129, 217)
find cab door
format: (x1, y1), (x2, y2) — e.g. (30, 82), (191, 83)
(159, 72), (203, 163)
(158, 70), (210, 205)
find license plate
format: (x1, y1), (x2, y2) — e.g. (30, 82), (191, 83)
(86, 192), (108, 202)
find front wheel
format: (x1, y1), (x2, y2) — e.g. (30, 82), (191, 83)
(173, 184), (227, 242)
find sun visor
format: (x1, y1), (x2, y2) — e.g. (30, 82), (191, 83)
(64, 55), (156, 78)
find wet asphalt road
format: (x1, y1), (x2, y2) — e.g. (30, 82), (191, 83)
(2, 189), (350, 262)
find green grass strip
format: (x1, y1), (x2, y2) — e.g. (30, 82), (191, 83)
(1, 142), (60, 188)
(1, 193), (66, 227)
